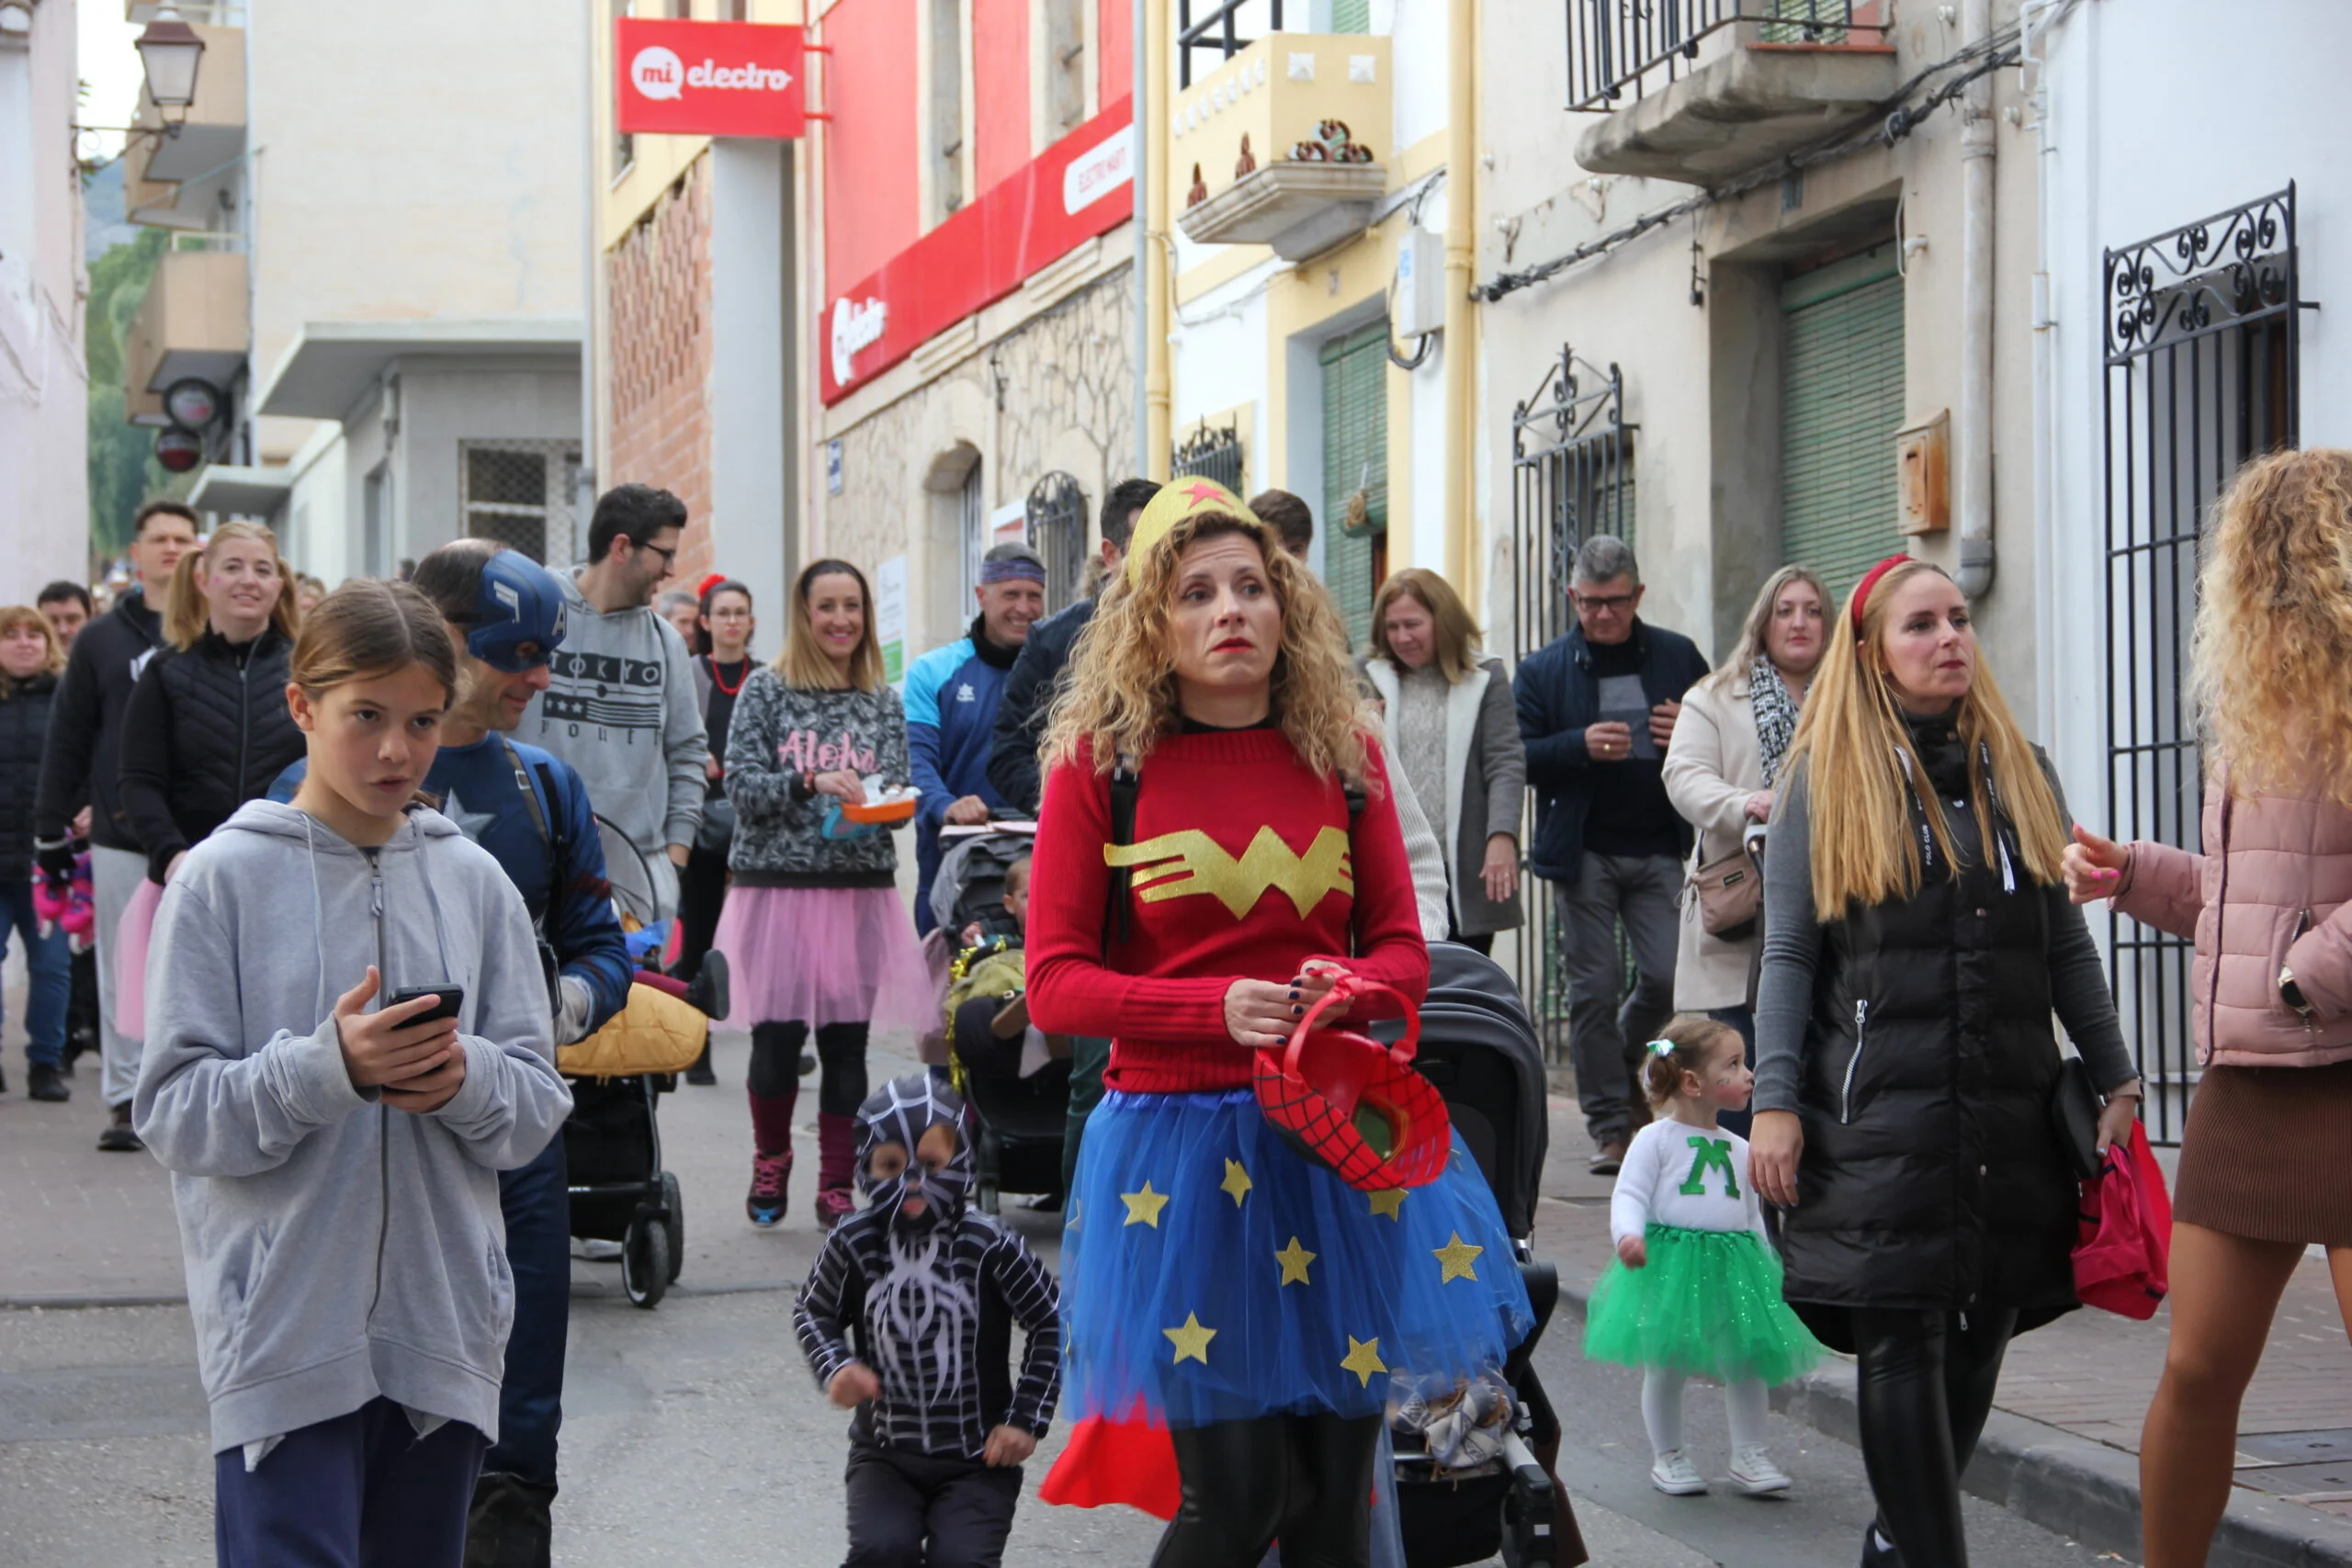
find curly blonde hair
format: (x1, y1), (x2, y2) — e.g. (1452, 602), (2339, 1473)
(2195, 448), (2352, 803)
(1042, 511), (1374, 784)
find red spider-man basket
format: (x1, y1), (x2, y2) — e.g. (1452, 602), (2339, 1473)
(1252, 971), (1452, 1191)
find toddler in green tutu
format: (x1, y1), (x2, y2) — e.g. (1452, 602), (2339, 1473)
(1582, 1015), (1824, 1499)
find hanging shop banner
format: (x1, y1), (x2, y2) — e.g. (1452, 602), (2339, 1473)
(821, 98), (1135, 404)
(616, 17), (805, 139)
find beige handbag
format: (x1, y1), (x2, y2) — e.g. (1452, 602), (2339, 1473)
(1689, 834), (1765, 941)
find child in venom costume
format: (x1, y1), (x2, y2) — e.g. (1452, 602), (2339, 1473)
(794, 1075), (1062, 1568)
(1025, 480), (1532, 1565)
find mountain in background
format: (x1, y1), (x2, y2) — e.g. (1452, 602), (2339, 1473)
(84, 160), (138, 263)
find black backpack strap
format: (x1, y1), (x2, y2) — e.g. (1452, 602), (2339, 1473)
(1103, 755), (1140, 955)
(499, 738), (553, 850)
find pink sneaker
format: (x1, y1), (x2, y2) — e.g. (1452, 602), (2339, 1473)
(745, 1150), (790, 1227)
(815, 1187), (856, 1230)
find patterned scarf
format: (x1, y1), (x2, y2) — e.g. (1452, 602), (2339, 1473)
(1749, 654), (1800, 787)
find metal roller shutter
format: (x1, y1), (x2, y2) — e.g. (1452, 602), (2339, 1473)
(1781, 249), (1905, 609)
(1320, 321), (1389, 650)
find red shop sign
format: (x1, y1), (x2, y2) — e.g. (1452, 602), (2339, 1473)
(822, 98), (1135, 403)
(616, 17), (805, 140)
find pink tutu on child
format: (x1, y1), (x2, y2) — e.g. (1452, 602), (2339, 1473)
(114, 876), (164, 1039)
(716, 885), (934, 1031)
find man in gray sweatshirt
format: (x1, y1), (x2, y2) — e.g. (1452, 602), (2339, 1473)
(521, 484), (708, 923)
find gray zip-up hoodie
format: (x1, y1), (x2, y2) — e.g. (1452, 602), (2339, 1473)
(522, 572), (707, 901)
(134, 800), (572, 1455)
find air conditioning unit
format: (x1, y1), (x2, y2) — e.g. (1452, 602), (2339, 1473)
(1394, 226), (1445, 340)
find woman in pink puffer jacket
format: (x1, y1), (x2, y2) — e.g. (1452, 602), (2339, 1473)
(2066, 448), (2352, 1568)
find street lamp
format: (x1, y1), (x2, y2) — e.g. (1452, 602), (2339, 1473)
(134, 6), (205, 130)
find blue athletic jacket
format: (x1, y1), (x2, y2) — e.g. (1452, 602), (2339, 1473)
(902, 615), (1023, 933)
(271, 736), (634, 1034)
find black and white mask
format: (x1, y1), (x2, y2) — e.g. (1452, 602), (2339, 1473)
(854, 1075), (976, 1232)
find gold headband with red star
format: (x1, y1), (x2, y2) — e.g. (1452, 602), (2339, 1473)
(1125, 478), (1265, 589)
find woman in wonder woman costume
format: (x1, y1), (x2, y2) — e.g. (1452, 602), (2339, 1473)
(1025, 479), (1532, 1565)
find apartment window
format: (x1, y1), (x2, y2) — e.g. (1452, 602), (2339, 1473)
(1042, 0), (1088, 134)
(929, 0), (967, 220)
(462, 442), (583, 565)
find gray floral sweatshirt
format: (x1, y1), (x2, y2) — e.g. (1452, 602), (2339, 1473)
(723, 667), (910, 888)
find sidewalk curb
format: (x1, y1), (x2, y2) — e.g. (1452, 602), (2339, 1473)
(0, 1292), (187, 1311)
(1555, 1273), (2352, 1567)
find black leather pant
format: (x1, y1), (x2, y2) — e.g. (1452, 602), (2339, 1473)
(1850, 1307), (2018, 1568)
(1151, 1414), (1381, 1568)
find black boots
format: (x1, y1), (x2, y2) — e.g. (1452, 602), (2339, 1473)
(464, 1472), (555, 1568)
(28, 1063), (68, 1101)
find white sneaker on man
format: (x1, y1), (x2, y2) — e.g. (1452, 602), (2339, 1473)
(1649, 1449), (1708, 1495)
(1728, 1445), (1792, 1495)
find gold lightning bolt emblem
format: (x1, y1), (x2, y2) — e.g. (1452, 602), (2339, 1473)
(1104, 826), (1353, 919)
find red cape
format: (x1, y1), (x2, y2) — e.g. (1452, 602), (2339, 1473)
(1039, 1415), (1182, 1518)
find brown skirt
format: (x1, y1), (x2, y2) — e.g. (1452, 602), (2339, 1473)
(2173, 1056), (2352, 1247)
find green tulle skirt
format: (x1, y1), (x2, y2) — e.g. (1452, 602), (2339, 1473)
(1583, 1224), (1825, 1386)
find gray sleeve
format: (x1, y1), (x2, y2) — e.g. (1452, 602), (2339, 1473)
(2041, 768), (2140, 1093)
(658, 621), (708, 850)
(1752, 767), (1826, 1116)
(1477, 663), (1526, 841)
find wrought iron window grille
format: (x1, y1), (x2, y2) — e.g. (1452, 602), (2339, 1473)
(2101, 184), (2308, 1145)
(1023, 471), (1091, 614)
(1566, 0), (1884, 115)
(1178, 0), (1283, 88)
(1171, 418), (1246, 494)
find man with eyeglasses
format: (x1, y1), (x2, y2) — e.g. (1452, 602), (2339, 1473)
(1515, 535), (1710, 1175)
(524, 482), (709, 926)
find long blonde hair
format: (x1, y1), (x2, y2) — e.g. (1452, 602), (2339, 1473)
(1368, 568), (1483, 682)
(775, 558), (885, 693)
(2194, 448), (2352, 804)
(1044, 510), (1373, 784)
(1787, 558), (2066, 912)
(164, 521), (300, 650)
(1706, 564), (1829, 689)
(0, 606), (65, 699)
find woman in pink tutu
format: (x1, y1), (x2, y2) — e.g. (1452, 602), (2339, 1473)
(718, 558), (930, 1230)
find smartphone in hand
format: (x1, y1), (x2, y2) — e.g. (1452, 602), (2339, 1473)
(384, 986), (465, 1025)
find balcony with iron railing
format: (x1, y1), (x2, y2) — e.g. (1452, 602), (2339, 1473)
(1566, 0), (1895, 186)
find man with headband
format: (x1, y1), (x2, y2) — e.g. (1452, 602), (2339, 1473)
(901, 542), (1049, 934)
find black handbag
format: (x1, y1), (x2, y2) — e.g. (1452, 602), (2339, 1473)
(2049, 1055), (2103, 1183)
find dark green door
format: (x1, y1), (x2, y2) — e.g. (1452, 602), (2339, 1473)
(1321, 321), (1389, 650)
(1781, 248), (1905, 608)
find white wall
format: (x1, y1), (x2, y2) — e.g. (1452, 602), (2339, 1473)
(0, 0), (90, 599)
(710, 140), (792, 628)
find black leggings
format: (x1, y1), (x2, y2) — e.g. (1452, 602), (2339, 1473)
(1850, 1307), (2018, 1568)
(1151, 1413), (1380, 1568)
(748, 1021), (869, 1116)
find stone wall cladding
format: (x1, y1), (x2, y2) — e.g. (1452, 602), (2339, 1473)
(606, 155), (718, 585)
(826, 265), (1135, 578)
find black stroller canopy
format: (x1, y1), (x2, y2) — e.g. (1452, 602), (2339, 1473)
(1412, 942), (1551, 1240)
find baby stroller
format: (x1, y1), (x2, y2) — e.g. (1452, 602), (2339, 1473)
(933, 825), (1066, 1213)
(560, 817), (692, 1309)
(1386, 940), (1583, 1568)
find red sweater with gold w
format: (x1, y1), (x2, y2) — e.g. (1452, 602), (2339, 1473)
(1026, 729), (1429, 1094)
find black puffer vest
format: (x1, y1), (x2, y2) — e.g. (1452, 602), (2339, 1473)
(1780, 716), (2079, 1343)
(0, 674), (58, 878)
(127, 627), (304, 881)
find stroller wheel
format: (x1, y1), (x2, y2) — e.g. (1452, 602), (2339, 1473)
(662, 1171), (685, 1284)
(622, 1214), (672, 1309)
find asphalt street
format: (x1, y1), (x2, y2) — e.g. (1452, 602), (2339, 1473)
(0, 1028), (2139, 1565)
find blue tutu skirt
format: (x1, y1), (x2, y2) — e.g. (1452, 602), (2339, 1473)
(1062, 1088), (1535, 1429)
(1582, 1224), (1824, 1385)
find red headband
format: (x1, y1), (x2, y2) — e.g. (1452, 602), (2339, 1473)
(1849, 553), (1915, 636)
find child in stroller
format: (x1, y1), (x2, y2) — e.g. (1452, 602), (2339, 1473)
(941, 846), (1071, 1213)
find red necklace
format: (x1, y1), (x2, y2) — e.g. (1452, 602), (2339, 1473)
(708, 656), (750, 696)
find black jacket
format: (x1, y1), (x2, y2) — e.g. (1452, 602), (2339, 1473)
(1778, 721), (2086, 1347)
(117, 626), (305, 883)
(0, 675), (60, 879)
(985, 593), (1100, 817)
(33, 587), (165, 853)
(1512, 619), (1710, 883)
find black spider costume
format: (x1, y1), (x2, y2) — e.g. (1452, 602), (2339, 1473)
(795, 1076), (1062, 1568)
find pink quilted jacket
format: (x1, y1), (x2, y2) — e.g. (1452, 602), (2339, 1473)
(2113, 774), (2352, 1068)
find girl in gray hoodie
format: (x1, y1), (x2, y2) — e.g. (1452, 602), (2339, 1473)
(135, 581), (572, 1568)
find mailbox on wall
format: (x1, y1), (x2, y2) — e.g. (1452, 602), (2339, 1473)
(1896, 410), (1951, 536)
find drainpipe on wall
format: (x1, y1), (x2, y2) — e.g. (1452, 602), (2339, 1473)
(1442, 0), (1476, 591)
(1956, 0), (1997, 597)
(1140, 0), (1171, 483)
(577, 0), (599, 559)
(2021, 0), (2064, 739)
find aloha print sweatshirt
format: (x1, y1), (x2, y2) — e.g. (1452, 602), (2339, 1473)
(723, 667), (910, 888)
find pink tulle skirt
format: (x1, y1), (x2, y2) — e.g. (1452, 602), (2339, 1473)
(115, 877), (164, 1040)
(715, 884), (934, 1032)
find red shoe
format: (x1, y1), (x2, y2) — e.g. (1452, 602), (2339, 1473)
(815, 1187), (856, 1230)
(746, 1148), (791, 1227)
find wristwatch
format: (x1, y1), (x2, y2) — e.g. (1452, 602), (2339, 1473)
(2279, 965), (2316, 1021)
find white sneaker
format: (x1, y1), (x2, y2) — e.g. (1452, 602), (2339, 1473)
(1649, 1449), (1708, 1495)
(1728, 1444), (1791, 1495)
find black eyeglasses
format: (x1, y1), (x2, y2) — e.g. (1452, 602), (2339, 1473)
(637, 541), (678, 571)
(1575, 592), (1638, 613)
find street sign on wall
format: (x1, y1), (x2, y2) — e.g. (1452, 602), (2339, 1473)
(616, 18), (805, 140)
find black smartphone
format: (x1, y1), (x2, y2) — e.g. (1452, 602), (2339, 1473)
(385, 986), (465, 1025)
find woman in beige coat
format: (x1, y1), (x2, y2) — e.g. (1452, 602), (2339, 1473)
(2065, 449), (2352, 1568)
(1661, 566), (1826, 1134)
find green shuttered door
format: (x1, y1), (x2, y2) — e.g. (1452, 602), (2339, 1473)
(1781, 250), (1905, 608)
(1331, 0), (1371, 32)
(1322, 321), (1389, 649)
